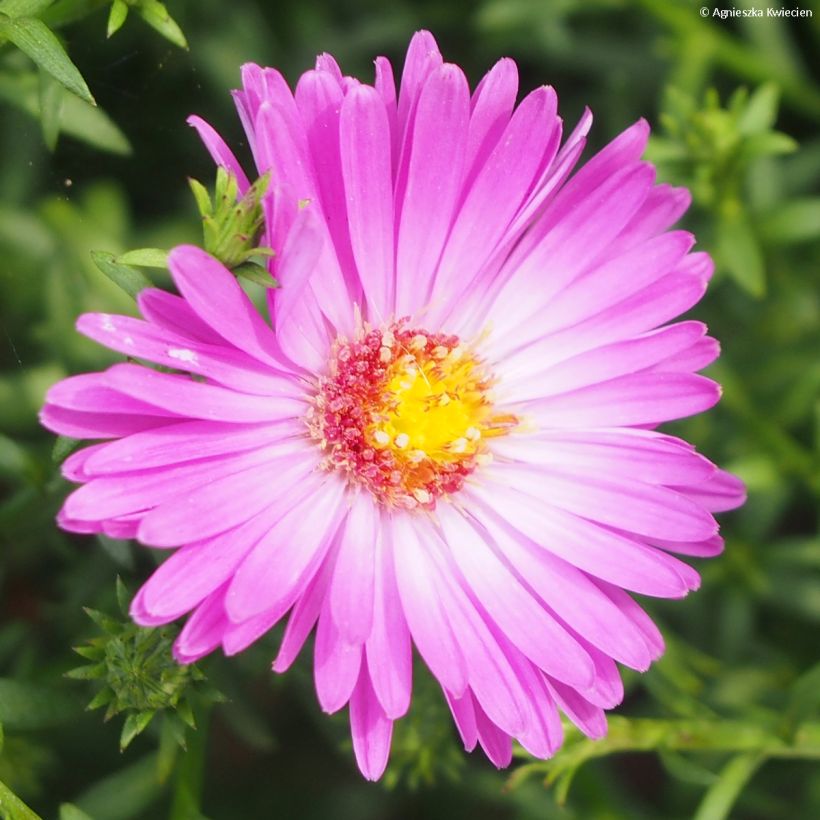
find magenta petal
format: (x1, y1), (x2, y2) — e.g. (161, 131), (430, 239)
(314, 598), (362, 714)
(329, 492), (377, 645)
(187, 115), (250, 193)
(340, 85), (395, 319)
(391, 514), (468, 697)
(349, 659), (394, 781)
(365, 523), (412, 719)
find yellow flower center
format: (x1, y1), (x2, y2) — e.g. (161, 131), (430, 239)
(307, 322), (515, 508)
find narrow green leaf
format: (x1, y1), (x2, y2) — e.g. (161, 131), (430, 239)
(116, 247), (168, 268)
(38, 66), (63, 149)
(74, 754), (164, 820)
(0, 15), (95, 104)
(59, 91), (130, 154)
(693, 752), (766, 820)
(0, 433), (30, 479)
(717, 213), (766, 297)
(0, 778), (42, 820)
(52, 434), (82, 464)
(0, 0), (54, 17)
(106, 0), (127, 37)
(90, 250), (152, 299)
(120, 710), (155, 751)
(737, 83), (780, 135)
(0, 71), (130, 154)
(134, 0), (186, 49)
(59, 804), (95, 820)
(97, 534), (134, 569)
(0, 0), (55, 17)
(116, 576), (131, 614)
(0, 678), (79, 729)
(763, 198), (820, 244)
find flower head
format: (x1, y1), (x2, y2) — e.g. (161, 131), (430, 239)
(42, 31), (745, 779)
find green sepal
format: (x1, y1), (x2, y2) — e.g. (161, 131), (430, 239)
(86, 688), (114, 711)
(119, 709), (155, 751)
(233, 261), (277, 289)
(82, 607), (121, 634)
(65, 662), (106, 681)
(176, 699), (195, 730)
(72, 644), (105, 661)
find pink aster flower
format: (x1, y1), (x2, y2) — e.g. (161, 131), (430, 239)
(42, 31), (745, 780)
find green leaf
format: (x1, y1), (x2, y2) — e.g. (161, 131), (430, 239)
(106, 0), (127, 37)
(52, 434), (82, 464)
(38, 66), (63, 149)
(717, 212), (766, 297)
(90, 250), (152, 299)
(762, 198), (820, 244)
(0, 433), (31, 480)
(0, 15), (94, 104)
(116, 247), (168, 268)
(0, 678), (79, 730)
(115, 576), (131, 614)
(134, 0), (186, 49)
(120, 710), (155, 751)
(74, 754), (164, 820)
(693, 752), (766, 820)
(0, 778), (42, 820)
(59, 804), (95, 820)
(59, 91), (130, 154)
(737, 83), (780, 135)
(0, 70), (130, 154)
(0, 0), (55, 17)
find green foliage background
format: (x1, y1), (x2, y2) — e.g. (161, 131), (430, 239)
(0, 0), (819, 817)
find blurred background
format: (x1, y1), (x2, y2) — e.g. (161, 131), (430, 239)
(1, 0), (819, 818)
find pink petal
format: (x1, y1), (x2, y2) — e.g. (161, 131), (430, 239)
(340, 85), (396, 320)
(167, 245), (286, 369)
(521, 372), (721, 428)
(391, 514), (468, 697)
(491, 428), (716, 487)
(349, 659), (394, 781)
(136, 444), (317, 546)
(226, 477), (346, 622)
(186, 115), (250, 193)
(394, 63), (470, 314)
(103, 363), (304, 422)
(274, 553), (335, 673)
(314, 597), (362, 713)
(467, 484), (692, 598)
(365, 522), (412, 719)
(329, 492), (377, 645)
(487, 462), (717, 542)
(436, 504), (595, 688)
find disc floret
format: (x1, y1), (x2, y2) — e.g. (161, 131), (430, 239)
(308, 321), (514, 509)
